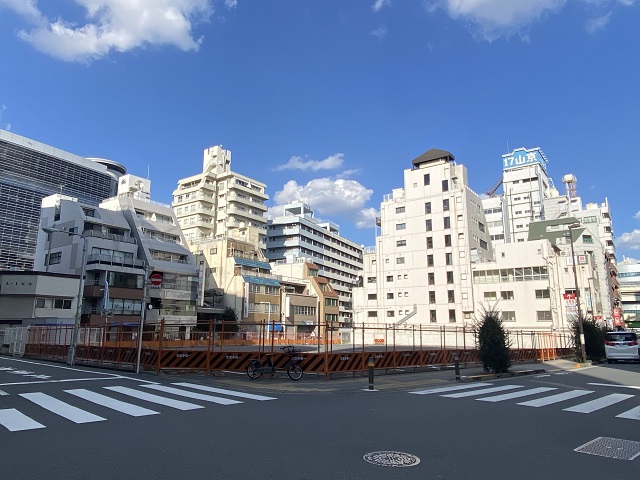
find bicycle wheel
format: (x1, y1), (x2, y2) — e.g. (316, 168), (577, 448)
(287, 362), (303, 381)
(247, 360), (263, 379)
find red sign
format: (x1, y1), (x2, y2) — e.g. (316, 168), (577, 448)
(149, 273), (162, 286)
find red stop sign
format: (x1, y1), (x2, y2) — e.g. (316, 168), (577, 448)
(149, 273), (162, 286)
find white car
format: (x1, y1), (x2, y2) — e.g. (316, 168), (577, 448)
(604, 331), (639, 363)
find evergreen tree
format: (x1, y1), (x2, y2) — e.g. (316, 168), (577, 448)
(475, 307), (511, 373)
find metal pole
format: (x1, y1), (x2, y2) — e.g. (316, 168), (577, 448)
(136, 263), (149, 374)
(569, 225), (587, 364)
(68, 235), (87, 366)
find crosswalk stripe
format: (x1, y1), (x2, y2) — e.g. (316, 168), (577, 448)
(477, 387), (558, 402)
(172, 383), (277, 401)
(19, 392), (106, 424)
(563, 394), (634, 414)
(441, 385), (522, 398)
(518, 390), (593, 407)
(616, 405), (640, 420)
(104, 386), (204, 411)
(409, 383), (493, 395)
(0, 408), (46, 432)
(65, 389), (160, 417)
(140, 384), (243, 405)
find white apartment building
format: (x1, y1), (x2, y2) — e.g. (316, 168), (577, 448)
(173, 145), (269, 250)
(353, 149), (493, 326)
(265, 201), (363, 327)
(617, 257), (640, 329)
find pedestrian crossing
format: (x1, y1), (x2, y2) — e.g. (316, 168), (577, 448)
(0, 382), (277, 433)
(409, 383), (640, 420)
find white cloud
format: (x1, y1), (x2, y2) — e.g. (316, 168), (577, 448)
(586, 12), (612, 32)
(275, 153), (344, 172)
(370, 25), (387, 39)
(225, 0), (238, 8)
(372, 0), (391, 12)
(634, 211), (640, 220)
(2, 0), (213, 62)
(618, 229), (640, 250)
(269, 177), (375, 230)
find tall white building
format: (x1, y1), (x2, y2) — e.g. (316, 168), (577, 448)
(617, 257), (640, 329)
(353, 149), (492, 326)
(265, 201), (363, 327)
(173, 145), (269, 249)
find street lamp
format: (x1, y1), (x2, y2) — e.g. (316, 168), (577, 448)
(42, 226), (87, 366)
(567, 223), (587, 364)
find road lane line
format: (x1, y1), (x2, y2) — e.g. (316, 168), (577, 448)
(0, 408), (46, 432)
(19, 392), (106, 424)
(476, 387), (557, 402)
(563, 393), (635, 413)
(172, 382), (277, 401)
(0, 377), (139, 387)
(409, 383), (493, 395)
(441, 385), (522, 398)
(616, 405), (640, 420)
(141, 384), (243, 405)
(65, 389), (159, 417)
(518, 390), (593, 407)
(104, 386), (204, 411)
(588, 383), (640, 391)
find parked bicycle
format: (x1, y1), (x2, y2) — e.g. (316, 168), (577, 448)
(246, 345), (304, 381)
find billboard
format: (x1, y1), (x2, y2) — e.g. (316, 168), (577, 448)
(502, 147), (548, 171)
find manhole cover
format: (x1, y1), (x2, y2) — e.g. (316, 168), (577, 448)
(575, 437), (640, 460)
(363, 451), (421, 468)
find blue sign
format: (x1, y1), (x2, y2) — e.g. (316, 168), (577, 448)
(502, 147), (548, 171)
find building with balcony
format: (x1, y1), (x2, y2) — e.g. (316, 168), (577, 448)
(265, 201), (363, 327)
(0, 129), (124, 271)
(353, 148), (493, 326)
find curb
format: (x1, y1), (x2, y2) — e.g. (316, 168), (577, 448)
(460, 368), (546, 382)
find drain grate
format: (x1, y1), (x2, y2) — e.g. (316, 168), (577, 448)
(575, 437), (640, 460)
(363, 451), (421, 468)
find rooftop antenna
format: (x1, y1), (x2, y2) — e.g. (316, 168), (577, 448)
(147, 163), (150, 180)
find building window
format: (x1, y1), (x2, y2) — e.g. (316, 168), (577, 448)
(424, 174), (430, 186)
(502, 311), (516, 322)
(479, 222), (485, 232)
(449, 309), (456, 323)
(396, 223), (406, 231)
(386, 311), (395, 317)
(249, 284), (261, 293)
(443, 199), (450, 211)
(367, 311), (378, 317)
(501, 291), (514, 300)
(535, 289), (550, 299)
(446, 271), (454, 284)
(397, 240), (406, 247)
(583, 235), (593, 244)
(48, 252), (62, 265)
(445, 253), (453, 265)
(429, 291), (436, 304)
(537, 311), (552, 322)
(427, 237), (433, 249)
(425, 202), (431, 214)
(325, 298), (338, 306)
(428, 272), (435, 285)
(480, 240), (488, 250)
(367, 277), (377, 283)
(210, 248), (217, 254)
(484, 291), (497, 301)
(396, 257), (405, 264)
(367, 294), (377, 300)
(386, 275), (393, 282)
(444, 234), (451, 247)
(396, 206), (405, 214)
(36, 297), (72, 309)
(430, 310), (437, 323)
(442, 180), (449, 192)
(444, 217), (450, 229)
(427, 255), (434, 267)
(387, 293), (394, 299)
(448, 290), (455, 303)
(426, 219), (432, 232)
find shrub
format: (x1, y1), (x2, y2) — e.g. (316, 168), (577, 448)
(570, 317), (607, 362)
(476, 307), (511, 373)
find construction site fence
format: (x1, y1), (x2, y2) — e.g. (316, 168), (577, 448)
(18, 321), (573, 377)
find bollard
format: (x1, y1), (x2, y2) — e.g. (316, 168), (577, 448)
(368, 356), (375, 390)
(454, 355), (460, 381)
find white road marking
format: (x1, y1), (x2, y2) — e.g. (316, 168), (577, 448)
(20, 392), (106, 424)
(172, 382), (277, 401)
(534, 374), (551, 378)
(476, 387), (558, 402)
(104, 386), (204, 411)
(141, 384), (242, 405)
(518, 390), (593, 407)
(564, 394), (634, 413)
(409, 383), (493, 395)
(616, 405), (640, 420)
(0, 408), (45, 432)
(0, 390), (9, 396)
(0, 377), (135, 387)
(441, 385), (522, 398)
(65, 389), (159, 417)
(588, 383), (640, 391)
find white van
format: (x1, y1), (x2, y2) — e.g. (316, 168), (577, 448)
(604, 331), (639, 363)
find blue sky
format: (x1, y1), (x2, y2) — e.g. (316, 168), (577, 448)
(1, 0), (639, 258)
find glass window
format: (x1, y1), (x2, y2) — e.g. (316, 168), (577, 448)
(444, 234), (451, 247)
(396, 223), (406, 230)
(449, 309), (456, 322)
(448, 290), (455, 302)
(427, 237), (433, 249)
(424, 174), (430, 186)
(367, 294), (377, 300)
(445, 253), (453, 265)
(386, 311), (395, 317)
(427, 254), (434, 267)
(396, 257), (405, 264)
(396, 240), (406, 247)
(429, 291), (436, 304)
(425, 202), (431, 214)
(443, 199), (449, 211)
(395, 206), (405, 214)
(446, 271), (454, 284)
(484, 291), (497, 301)
(367, 311), (377, 317)
(500, 291), (514, 300)
(386, 275), (393, 282)
(444, 217), (450, 229)
(535, 289), (550, 299)
(502, 311), (516, 322)
(387, 293), (394, 299)
(430, 310), (437, 323)
(537, 311), (552, 322)
(367, 277), (377, 283)
(426, 219), (432, 231)
(428, 272), (435, 285)
(442, 179), (449, 192)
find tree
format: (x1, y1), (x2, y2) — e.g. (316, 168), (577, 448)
(475, 307), (511, 374)
(570, 316), (607, 362)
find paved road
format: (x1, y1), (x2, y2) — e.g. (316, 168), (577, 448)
(1, 356), (639, 479)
